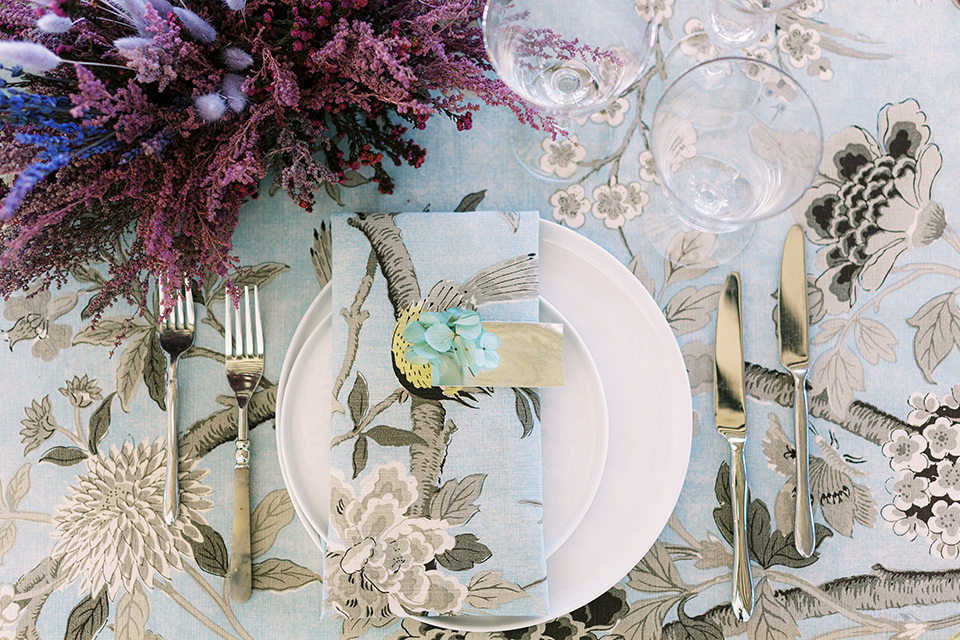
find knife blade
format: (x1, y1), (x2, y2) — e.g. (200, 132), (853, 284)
(715, 271), (753, 622)
(779, 224), (815, 558)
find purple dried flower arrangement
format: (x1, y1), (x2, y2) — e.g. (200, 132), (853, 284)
(0, 0), (544, 316)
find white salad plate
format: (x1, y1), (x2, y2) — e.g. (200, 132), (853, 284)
(275, 220), (692, 632)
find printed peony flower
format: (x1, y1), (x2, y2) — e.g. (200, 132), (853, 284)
(59, 375), (103, 409)
(326, 463), (466, 618)
(923, 418), (960, 459)
(777, 23), (822, 69)
(52, 439), (213, 600)
(539, 135), (587, 179)
(882, 428), (928, 473)
(590, 97), (629, 127)
(929, 459), (960, 501)
(928, 500), (960, 546)
(3, 289), (77, 361)
(892, 470), (930, 510)
(0, 584), (19, 626)
(592, 180), (640, 229)
(880, 504), (929, 541)
(549, 185), (591, 229)
(633, 0), (674, 25)
(793, 100), (945, 316)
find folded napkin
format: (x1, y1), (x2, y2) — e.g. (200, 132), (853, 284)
(324, 211), (549, 620)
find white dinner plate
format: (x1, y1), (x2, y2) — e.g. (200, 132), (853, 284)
(276, 220), (692, 632)
(277, 294), (609, 558)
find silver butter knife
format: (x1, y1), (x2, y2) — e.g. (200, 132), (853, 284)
(715, 271), (753, 622)
(779, 224), (815, 558)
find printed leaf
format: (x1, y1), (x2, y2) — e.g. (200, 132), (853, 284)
(352, 436), (368, 479)
(810, 347), (864, 417)
(464, 570), (528, 609)
(64, 588), (109, 640)
(664, 285), (721, 337)
(519, 387), (542, 421)
(746, 579), (800, 640)
(663, 231), (717, 289)
(39, 446), (87, 467)
(435, 534), (492, 571)
(251, 558), (321, 592)
(811, 318), (847, 345)
(251, 490), (295, 560)
(627, 541), (686, 593)
(497, 211), (520, 233)
(207, 263), (290, 303)
(72, 319), (139, 347)
(614, 596), (681, 640)
(628, 254), (655, 297)
(340, 618), (373, 640)
(341, 170), (370, 187)
(115, 581), (149, 640)
(907, 293), (960, 383)
(757, 525), (833, 570)
(117, 330), (152, 413)
(854, 318), (897, 365)
(87, 393), (115, 456)
(0, 520), (15, 565)
(311, 223), (333, 289)
(513, 389), (535, 438)
(348, 373), (369, 428)
(324, 181), (344, 206)
(429, 474), (486, 525)
(142, 333), (167, 411)
(189, 523), (229, 577)
(71, 264), (106, 286)
(6, 463), (31, 510)
(364, 425), (426, 447)
(675, 597), (723, 640)
(455, 191), (487, 212)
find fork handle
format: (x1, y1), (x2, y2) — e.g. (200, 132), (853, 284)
(229, 430), (252, 603)
(163, 358), (180, 525)
(792, 371), (815, 557)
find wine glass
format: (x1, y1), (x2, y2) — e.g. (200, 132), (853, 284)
(482, 0), (657, 181)
(702, 0), (800, 54)
(642, 57), (821, 264)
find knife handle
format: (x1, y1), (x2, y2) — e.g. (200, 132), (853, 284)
(793, 372), (816, 558)
(729, 439), (753, 622)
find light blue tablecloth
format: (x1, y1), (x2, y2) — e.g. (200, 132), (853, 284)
(3, 1), (960, 638)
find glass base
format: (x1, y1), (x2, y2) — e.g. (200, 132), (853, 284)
(509, 119), (614, 182)
(640, 189), (755, 267)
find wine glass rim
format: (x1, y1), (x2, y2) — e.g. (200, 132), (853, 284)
(711, 0), (801, 14)
(650, 56), (824, 230)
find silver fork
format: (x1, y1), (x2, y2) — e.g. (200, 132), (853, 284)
(224, 285), (264, 603)
(157, 279), (196, 525)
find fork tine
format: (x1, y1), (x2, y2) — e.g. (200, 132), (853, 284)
(175, 290), (185, 329)
(253, 285), (263, 357)
(243, 286), (253, 357)
(224, 291), (232, 357)
(185, 280), (195, 328)
(234, 293), (243, 357)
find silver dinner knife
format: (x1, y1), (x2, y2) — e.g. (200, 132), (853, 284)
(779, 224), (815, 558)
(715, 271), (753, 622)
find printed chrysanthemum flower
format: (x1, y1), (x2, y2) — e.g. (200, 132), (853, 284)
(52, 439), (213, 600)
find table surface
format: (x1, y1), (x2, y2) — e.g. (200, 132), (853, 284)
(3, 1), (960, 639)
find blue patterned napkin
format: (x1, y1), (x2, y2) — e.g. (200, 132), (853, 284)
(323, 211), (549, 620)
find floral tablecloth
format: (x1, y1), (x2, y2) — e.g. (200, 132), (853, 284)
(3, 0), (960, 638)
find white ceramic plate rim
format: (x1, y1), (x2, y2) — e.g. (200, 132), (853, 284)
(276, 220), (692, 632)
(277, 295), (608, 558)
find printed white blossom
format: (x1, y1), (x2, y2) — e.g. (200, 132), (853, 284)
(633, 0), (674, 25)
(538, 135), (586, 179)
(592, 180), (640, 229)
(892, 470), (930, 510)
(590, 97), (629, 127)
(624, 181), (650, 212)
(923, 418), (960, 459)
(929, 459), (960, 501)
(908, 392), (942, 425)
(679, 19), (715, 63)
(778, 23), (822, 69)
(882, 429), (928, 473)
(928, 501), (960, 546)
(638, 150), (659, 184)
(549, 184), (591, 229)
(53, 439), (213, 600)
(793, 0), (824, 16)
(880, 504), (928, 541)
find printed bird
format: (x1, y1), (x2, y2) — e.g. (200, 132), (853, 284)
(389, 253), (538, 404)
(762, 413), (877, 537)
